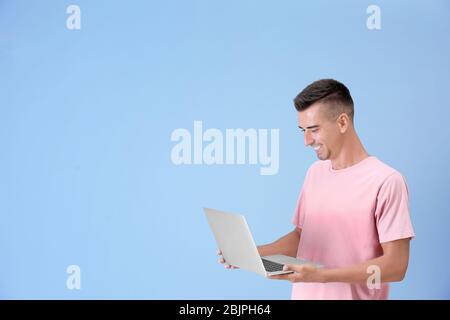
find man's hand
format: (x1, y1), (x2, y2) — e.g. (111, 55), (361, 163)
(217, 249), (239, 269)
(269, 264), (325, 283)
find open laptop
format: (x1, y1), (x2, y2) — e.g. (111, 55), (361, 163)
(204, 207), (322, 277)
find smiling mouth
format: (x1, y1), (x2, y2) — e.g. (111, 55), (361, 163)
(313, 145), (321, 151)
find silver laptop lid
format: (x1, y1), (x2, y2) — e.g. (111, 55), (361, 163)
(204, 208), (266, 276)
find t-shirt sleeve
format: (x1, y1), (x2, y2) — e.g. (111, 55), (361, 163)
(374, 171), (415, 243)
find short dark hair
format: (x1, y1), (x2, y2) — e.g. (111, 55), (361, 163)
(293, 79), (354, 121)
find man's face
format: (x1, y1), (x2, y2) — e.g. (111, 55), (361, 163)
(297, 102), (342, 160)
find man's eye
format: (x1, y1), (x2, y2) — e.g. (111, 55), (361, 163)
(311, 129), (319, 133)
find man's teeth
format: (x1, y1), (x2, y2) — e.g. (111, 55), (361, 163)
(313, 145), (320, 151)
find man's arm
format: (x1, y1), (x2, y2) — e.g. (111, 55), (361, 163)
(270, 238), (411, 284)
(257, 227), (302, 257)
(322, 238), (411, 283)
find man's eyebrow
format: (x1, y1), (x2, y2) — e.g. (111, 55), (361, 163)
(298, 125), (320, 130)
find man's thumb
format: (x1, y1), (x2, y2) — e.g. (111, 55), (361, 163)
(283, 264), (293, 271)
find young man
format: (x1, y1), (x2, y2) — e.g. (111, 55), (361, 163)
(218, 79), (415, 299)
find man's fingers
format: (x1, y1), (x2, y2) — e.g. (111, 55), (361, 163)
(283, 264), (304, 272)
(269, 274), (289, 280)
(223, 263), (239, 269)
(216, 249), (238, 269)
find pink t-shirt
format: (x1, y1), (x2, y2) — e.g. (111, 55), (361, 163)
(291, 156), (415, 300)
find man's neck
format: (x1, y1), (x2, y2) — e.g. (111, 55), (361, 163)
(330, 134), (369, 170)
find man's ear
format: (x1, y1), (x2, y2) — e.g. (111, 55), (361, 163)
(337, 113), (350, 133)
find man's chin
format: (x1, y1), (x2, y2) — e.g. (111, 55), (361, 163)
(316, 152), (329, 161)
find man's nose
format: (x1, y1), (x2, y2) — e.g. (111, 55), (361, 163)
(304, 131), (313, 146)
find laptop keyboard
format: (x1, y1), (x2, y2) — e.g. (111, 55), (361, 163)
(261, 259), (284, 272)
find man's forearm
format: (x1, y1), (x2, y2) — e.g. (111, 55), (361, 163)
(257, 229), (300, 258)
(321, 254), (407, 284)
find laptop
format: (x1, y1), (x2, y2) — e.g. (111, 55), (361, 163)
(204, 207), (322, 277)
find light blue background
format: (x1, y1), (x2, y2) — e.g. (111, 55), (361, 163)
(1, 0), (449, 299)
